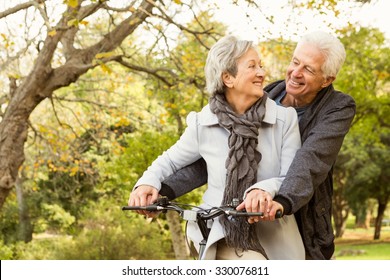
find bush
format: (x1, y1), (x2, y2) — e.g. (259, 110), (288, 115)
(0, 239), (14, 259)
(15, 199), (174, 260)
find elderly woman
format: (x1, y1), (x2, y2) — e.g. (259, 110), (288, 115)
(128, 35), (305, 260)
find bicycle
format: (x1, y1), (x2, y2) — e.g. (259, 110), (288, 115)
(122, 196), (282, 260)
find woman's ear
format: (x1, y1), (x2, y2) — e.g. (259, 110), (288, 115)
(222, 72), (234, 88)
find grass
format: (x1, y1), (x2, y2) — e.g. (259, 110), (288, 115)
(333, 226), (390, 260)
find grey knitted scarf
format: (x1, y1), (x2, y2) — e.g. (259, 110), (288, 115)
(209, 93), (268, 258)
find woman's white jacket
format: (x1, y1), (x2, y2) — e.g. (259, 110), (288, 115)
(135, 98), (305, 259)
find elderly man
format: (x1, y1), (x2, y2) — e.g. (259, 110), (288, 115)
(132, 31), (356, 260)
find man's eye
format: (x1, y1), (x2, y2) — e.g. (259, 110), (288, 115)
(305, 67), (314, 74)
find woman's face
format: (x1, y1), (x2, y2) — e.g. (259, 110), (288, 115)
(224, 48), (265, 100)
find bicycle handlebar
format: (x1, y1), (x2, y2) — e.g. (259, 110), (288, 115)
(123, 197), (282, 260)
(122, 197), (283, 220)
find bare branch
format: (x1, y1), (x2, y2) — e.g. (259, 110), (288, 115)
(148, 2), (213, 49)
(114, 56), (177, 87)
(53, 96), (118, 109)
(0, 1), (46, 20)
(49, 96), (79, 138)
(101, 0), (138, 13)
(33, 0), (50, 30)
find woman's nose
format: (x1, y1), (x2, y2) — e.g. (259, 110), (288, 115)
(256, 66), (265, 76)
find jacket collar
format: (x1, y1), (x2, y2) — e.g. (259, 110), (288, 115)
(265, 79), (334, 135)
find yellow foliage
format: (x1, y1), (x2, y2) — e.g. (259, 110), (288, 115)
(70, 166), (79, 176)
(48, 29), (57, 37)
(48, 162), (56, 171)
(114, 117), (131, 127)
(67, 19), (78, 27)
(159, 113), (167, 125)
(60, 153), (69, 162)
(129, 18), (140, 26)
(95, 51), (116, 59)
(100, 63), (112, 74)
(66, 0), (79, 8)
(8, 73), (21, 79)
(57, 166), (66, 172)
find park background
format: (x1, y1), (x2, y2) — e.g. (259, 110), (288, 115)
(0, 0), (389, 260)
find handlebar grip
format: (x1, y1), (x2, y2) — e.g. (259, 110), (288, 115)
(227, 210), (264, 217)
(228, 210), (282, 218)
(122, 205), (160, 211)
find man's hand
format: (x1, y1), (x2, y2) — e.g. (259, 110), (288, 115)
(236, 189), (284, 223)
(128, 185), (160, 218)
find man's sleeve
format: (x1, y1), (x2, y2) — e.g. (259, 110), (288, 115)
(160, 158), (207, 199)
(274, 93), (356, 215)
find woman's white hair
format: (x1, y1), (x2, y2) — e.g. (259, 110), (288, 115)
(204, 35), (255, 96)
(299, 30), (346, 78)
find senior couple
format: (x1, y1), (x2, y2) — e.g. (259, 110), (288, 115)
(128, 31), (356, 260)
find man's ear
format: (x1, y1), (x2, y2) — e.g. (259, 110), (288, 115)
(321, 76), (335, 88)
(222, 72), (234, 88)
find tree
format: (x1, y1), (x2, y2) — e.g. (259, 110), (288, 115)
(0, 0), (216, 210)
(333, 26), (390, 239)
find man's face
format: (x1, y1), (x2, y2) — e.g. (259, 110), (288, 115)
(285, 42), (333, 104)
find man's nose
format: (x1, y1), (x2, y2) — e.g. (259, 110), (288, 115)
(291, 66), (303, 77)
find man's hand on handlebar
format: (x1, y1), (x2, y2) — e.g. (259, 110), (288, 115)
(128, 185), (160, 218)
(236, 189), (284, 223)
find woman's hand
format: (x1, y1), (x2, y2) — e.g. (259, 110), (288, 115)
(128, 185), (160, 218)
(236, 189), (283, 223)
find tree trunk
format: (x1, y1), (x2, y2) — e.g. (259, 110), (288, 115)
(15, 175), (33, 242)
(355, 207), (370, 228)
(332, 182), (349, 238)
(166, 211), (190, 260)
(333, 207), (349, 238)
(0, 102), (30, 209)
(374, 198), (388, 240)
